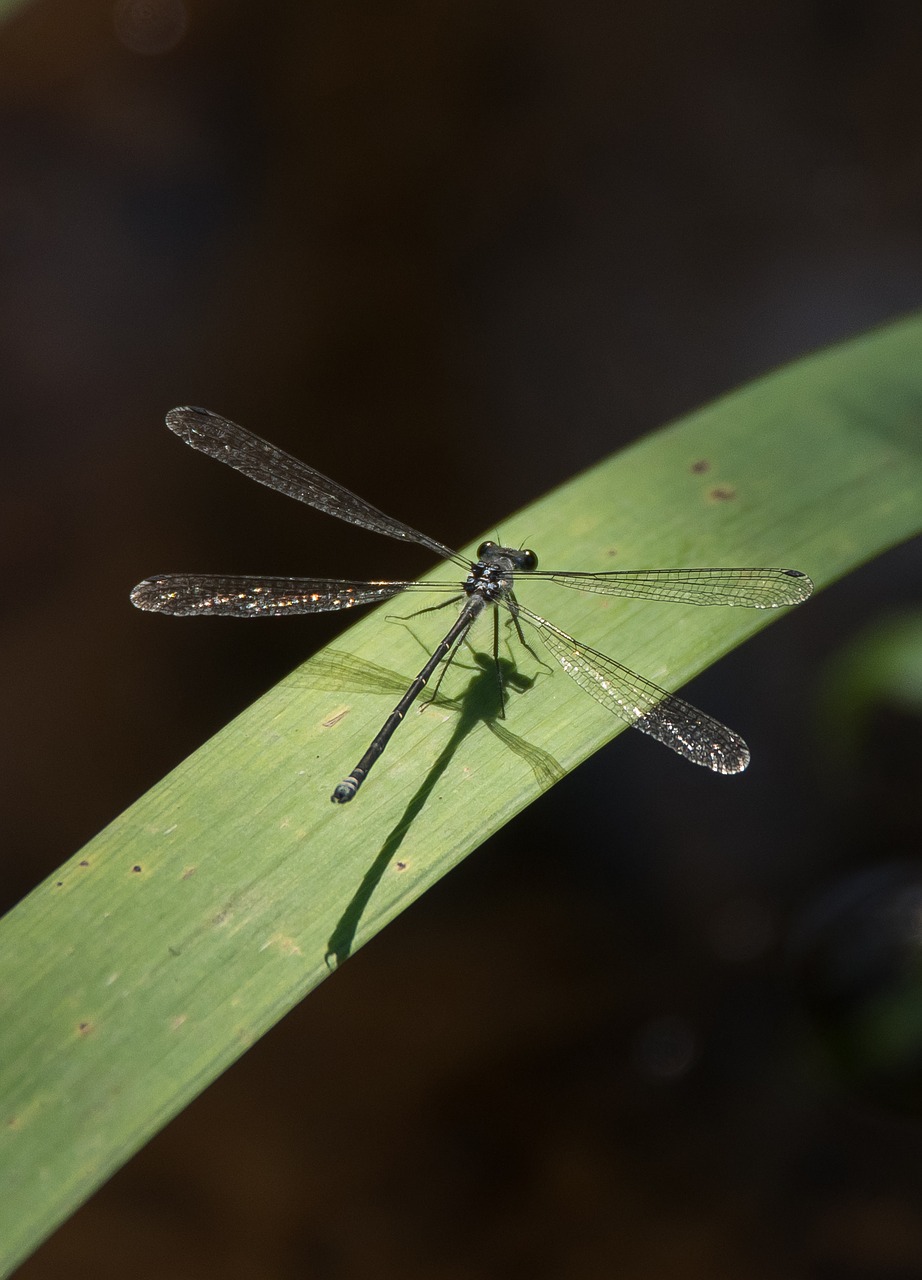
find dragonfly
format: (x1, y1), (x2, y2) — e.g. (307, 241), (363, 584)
(131, 407), (813, 802)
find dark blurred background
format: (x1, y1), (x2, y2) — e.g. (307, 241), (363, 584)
(4, 0), (922, 1275)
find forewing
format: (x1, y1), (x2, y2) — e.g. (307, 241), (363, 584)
(166, 407), (461, 563)
(535, 567), (813, 608)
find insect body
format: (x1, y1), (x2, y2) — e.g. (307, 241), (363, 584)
(131, 407), (813, 801)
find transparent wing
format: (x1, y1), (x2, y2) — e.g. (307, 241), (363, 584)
(165, 407), (464, 565)
(129, 574), (462, 618)
(520, 608), (750, 774)
(530, 567), (813, 608)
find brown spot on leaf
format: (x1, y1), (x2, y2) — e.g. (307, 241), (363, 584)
(691, 459), (711, 473)
(709, 485), (737, 502)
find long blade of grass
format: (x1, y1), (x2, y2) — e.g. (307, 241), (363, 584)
(3, 313), (922, 1273)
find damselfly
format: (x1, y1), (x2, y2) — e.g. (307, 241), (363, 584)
(131, 408), (813, 802)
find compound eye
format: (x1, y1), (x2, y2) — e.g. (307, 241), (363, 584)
(477, 540), (496, 559)
(521, 548), (539, 571)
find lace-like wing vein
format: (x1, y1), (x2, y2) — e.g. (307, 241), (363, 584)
(166, 407), (459, 562)
(526, 612), (750, 773)
(538, 567), (812, 607)
(129, 575), (459, 617)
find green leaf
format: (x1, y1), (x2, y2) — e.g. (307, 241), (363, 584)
(818, 609), (922, 760)
(3, 313), (922, 1273)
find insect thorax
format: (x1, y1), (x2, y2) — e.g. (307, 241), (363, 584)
(464, 558), (514, 604)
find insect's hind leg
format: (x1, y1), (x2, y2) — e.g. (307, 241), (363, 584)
(490, 606), (508, 719)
